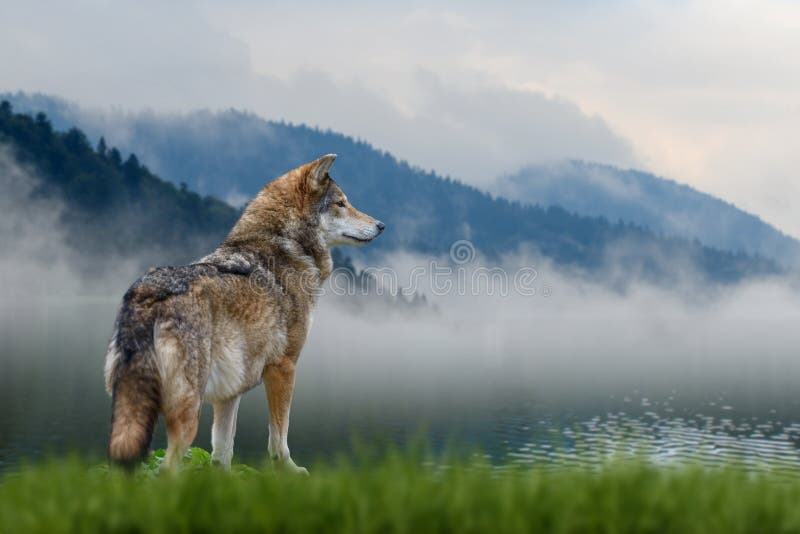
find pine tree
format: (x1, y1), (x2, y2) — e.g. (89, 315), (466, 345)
(97, 137), (107, 157)
(108, 148), (122, 167)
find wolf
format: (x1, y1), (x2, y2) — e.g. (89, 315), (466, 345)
(104, 154), (384, 473)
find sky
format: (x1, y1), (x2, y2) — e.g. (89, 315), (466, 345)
(2, 0), (799, 237)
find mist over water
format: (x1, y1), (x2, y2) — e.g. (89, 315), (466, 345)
(299, 256), (800, 467)
(0, 148), (158, 296)
(2, 150), (800, 470)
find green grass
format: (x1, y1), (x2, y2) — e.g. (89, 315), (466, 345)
(2, 448), (800, 533)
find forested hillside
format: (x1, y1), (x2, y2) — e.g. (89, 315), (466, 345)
(0, 101), (426, 310)
(0, 98), (781, 284)
(0, 101), (238, 269)
(494, 161), (800, 268)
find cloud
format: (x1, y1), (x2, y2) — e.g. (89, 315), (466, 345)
(298, 248), (800, 410)
(0, 146), (75, 297)
(0, 146), (144, 298)
(204, 1), (800, 236)
(0, 0), (636, 188)
(2, 0), (799, 236)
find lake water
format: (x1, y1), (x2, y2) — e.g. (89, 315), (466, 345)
(2, 293), (800, 473)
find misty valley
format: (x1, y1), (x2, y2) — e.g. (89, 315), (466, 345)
(1, 99), (800, 475)
(6, 4), (800, 531)
(3, 284), (800, 473)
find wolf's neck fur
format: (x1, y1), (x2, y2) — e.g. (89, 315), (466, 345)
(219, 183), (333, 286)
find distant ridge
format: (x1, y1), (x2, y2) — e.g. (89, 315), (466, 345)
(0, 93), (781, 284)
(494, 161), (800, 268)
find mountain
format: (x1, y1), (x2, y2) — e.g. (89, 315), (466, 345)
(0, 100), (239, 272)
(0, 93), (781, 284)
(7, 92), (796, 270)
(0, 101), (423, 312)
(493, 161), (800, 268)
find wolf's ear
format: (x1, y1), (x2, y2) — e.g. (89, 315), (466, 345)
(307, 153), (336, 191)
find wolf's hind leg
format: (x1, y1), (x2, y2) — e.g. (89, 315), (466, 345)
(211, 395), (241, 469)
(154, 320), (209, 473)
(264, 358), (308, 475)
(163, 396), (201, 472)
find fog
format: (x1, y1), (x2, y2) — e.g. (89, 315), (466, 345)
(0, 2), (637, 188)
(0, 148), (130, 298)
(4, 148), (800, 466)
(3, 145), (799, 395)
(305, 251), (800, 397)
(5, 2), (800, 239)
(0, 147), (202, 299)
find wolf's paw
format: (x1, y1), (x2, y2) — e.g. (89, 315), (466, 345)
(283, 465), (309, 476)
(281, 461), (309, 476)
(210, 458), (232, 471)
(292, 465), (310, 476)
(273, 457), (310, 476)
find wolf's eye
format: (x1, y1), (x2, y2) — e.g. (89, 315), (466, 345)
(336, 200), (346, 208)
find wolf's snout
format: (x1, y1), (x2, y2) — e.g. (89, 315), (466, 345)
(376, 221), (386, 234)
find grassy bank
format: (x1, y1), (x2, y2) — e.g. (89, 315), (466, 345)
(2, 449), (800, 533)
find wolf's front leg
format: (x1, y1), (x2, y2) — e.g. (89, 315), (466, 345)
(264, 358), (308, 475)
(211, 395), (241, 469)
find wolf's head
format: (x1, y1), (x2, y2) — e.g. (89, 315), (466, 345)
(228, 154), (384, 251)
(304, 154), (385, 247)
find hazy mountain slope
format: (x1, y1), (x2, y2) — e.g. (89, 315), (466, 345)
(8, 93), (796, 270)
(0, 101), (240, 272)
(0, 102), (425, 311)
(1, 93), (780, 284)
(494, 161), (800, 268)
